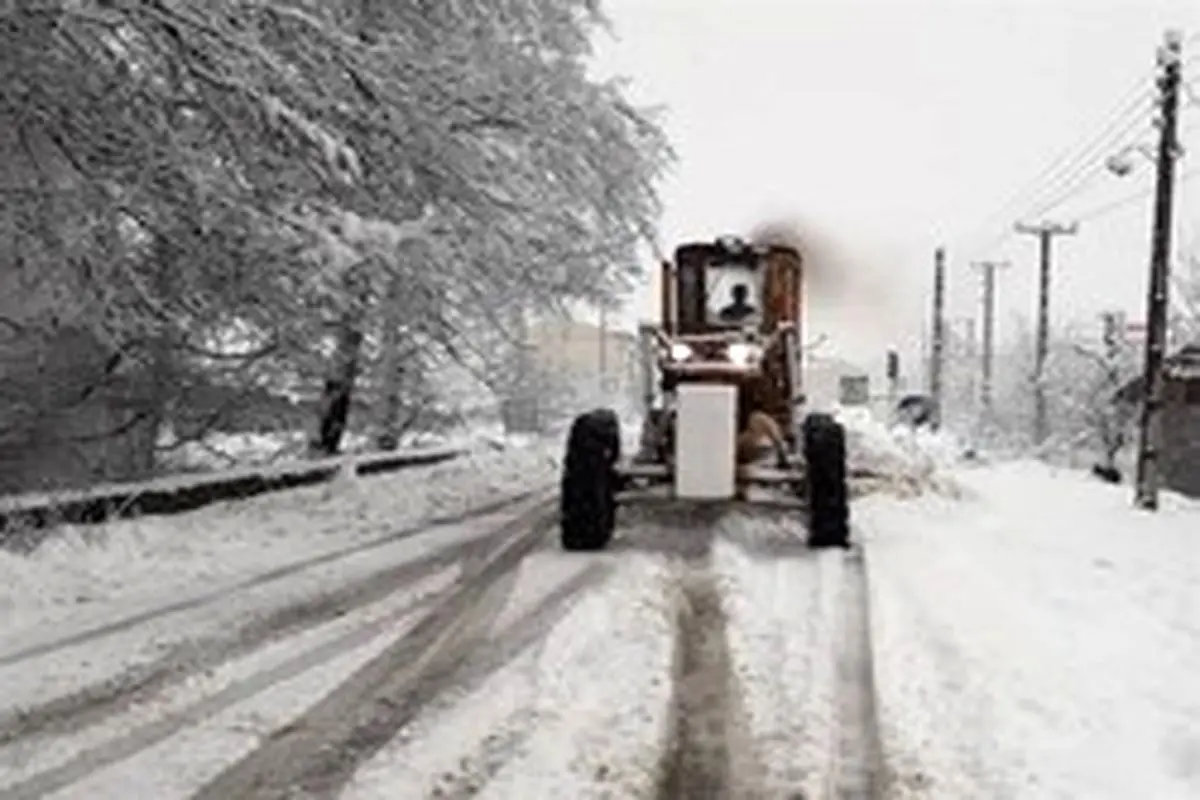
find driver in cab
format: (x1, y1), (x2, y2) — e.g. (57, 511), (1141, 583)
(718, 283), (757, 323)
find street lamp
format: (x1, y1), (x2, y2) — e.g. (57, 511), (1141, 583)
(1105, 143), (1156, 177)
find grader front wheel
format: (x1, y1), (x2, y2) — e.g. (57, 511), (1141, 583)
(559, 408), (620, 552)
(802, 412), (850, 548)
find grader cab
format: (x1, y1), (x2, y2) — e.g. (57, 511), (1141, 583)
(559, 235), (850, 552)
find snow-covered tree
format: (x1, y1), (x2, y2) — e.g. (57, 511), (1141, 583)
(0, 1), (671, 488)
(983, 315), (1139, 465)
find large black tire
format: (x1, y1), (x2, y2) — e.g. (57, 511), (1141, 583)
(560, 408), (621, 551)
(802, 412), (850, 549)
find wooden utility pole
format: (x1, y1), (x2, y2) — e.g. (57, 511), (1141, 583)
(929, 247), (947, 428)
(885, 348), (900, 407)
(1098, 311), (1127, 477)
(971, 260), (1010, 422)
(1134, 29), (1184, 511)
(961, 316), (978, 413)
(1014, 221), (1078, 446)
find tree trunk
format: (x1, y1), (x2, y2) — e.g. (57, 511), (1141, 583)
(375, 244), (419, 450)
(310, 268), (370, 457)
(134, 236), (178, 477)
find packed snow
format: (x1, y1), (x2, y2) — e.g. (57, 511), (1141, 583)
(0, 439), (561, 726)
(0, 568), (457, 799)
(710, 513), (844, 798)
(343, 550), (677, 800)
(858, 458), (1200, 799)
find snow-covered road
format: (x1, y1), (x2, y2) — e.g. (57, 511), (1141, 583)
(3, 426), (1197, 800)
(0, 487), (870, 799)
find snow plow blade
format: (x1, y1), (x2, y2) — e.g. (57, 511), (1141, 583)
(615, 461), (807, 509)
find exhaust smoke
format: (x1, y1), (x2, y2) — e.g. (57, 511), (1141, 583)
(748, 216), (916, 366)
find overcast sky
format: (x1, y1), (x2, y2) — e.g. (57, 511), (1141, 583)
(592, 0), (1200, 375)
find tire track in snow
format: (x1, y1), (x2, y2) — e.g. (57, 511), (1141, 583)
(826, 545), (885, 800)
(0, 529), (493, 748)
(650, 517), (758, 800)
(0, 489), (544, 669)
(0, 500), (557, 800)
(340, 547), (668, 800)
(0, 574), (446, 800)
(187, 508), (591, 800)
(406, 563), (614, 800)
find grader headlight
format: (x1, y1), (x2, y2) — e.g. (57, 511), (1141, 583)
(669, 342), (694, 361)
(726, 342), (763, 367)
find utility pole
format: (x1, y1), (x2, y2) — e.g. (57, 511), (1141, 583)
(929, 246), (946, 428)
(1097, 311), (1126, 478)
(961, 317), (978, 414)
(1014, 220), (1078, 447)
(971, 260), (1010, 425)
(1134, 29), (1184, 511)
(886, 348), (900, 407)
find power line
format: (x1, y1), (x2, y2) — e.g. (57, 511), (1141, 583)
(1069, 166), (1199, 223)
(962, 99), (1154, 260)
(989, 80), (1151, 224)
(1014, 96), (1155, 222)
(1019, 112), (1154, 222)
(960, 69), (1156, 255)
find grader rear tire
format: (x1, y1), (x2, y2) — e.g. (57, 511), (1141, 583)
(802, 412), (850, 548)
(560, 408), (620, 551)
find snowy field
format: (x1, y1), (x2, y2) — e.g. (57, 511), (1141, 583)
(1, 410), (1196, 799)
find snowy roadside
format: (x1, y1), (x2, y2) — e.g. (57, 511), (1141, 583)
(0, 436), (564, 735)
(0, 495), (559, 720)
(857, 460), (1200, 799)
(0, 436), (561, 642)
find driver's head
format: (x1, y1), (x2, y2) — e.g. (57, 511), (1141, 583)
(731, 283), (749, 304)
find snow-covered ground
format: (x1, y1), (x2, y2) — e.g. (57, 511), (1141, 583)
(342, 549), (677, 800)
(0, 438), (561, 717)
(2, 438), (558, 618)
(858, 459), (1200, 800)
(3, 406), (1196, 799)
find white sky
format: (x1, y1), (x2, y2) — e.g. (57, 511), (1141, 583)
(591, 0), (1200, 380)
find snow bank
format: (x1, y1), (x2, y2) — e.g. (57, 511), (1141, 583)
(0, 436), (562, 633)
(835, 407), (966, 498)
(159, 422), (506, 473)
(858, 460), (1200, 799)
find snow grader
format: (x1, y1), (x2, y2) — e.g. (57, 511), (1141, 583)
(559, 234), (850, 551)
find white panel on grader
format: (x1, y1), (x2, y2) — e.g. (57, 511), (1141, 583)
(673, 383), (737, 499)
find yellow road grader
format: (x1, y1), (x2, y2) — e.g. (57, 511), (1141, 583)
(559, 235), (850, 551)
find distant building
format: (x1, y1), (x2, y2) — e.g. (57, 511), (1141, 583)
(1114, 344), (1200, 498)
(803, 354), (871, 413)
(527, 317), (642, 415)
